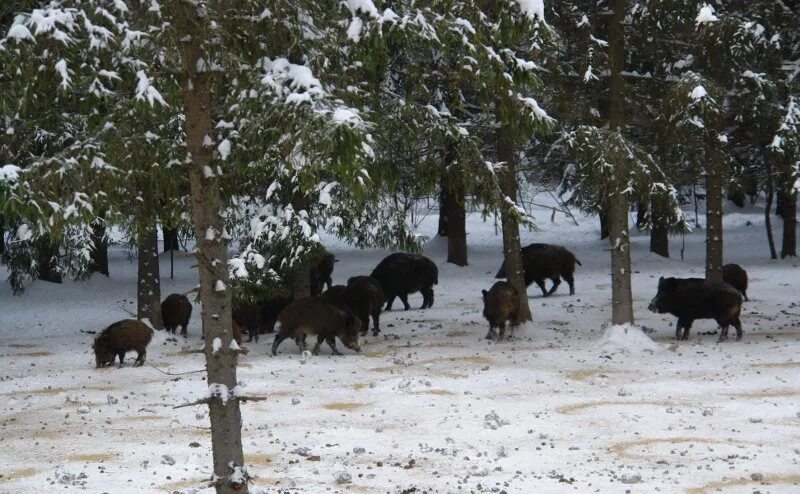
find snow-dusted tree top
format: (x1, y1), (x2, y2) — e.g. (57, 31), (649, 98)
(0, 0), (552, 295)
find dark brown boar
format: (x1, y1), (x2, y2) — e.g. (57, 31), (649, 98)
(648, 277), (743, 341)
(161, 293), (192, 337)
(92, 319), (153, 368)
(496, 243), (581, 297)
(723, 263), (748, 301)
(310, 250), (336, 296)
(321, 277), (385, 337)
(482, 281), (520, 341)
(271, 298), (362, 356)
(232, 299), (264, 343)
(346, 276), (385, 336)
(370, 253), (438, 310)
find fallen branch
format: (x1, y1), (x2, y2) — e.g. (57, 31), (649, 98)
(148, 362), (206, 376)
(116, 302), (136, 318)
(173, 395), (268, 409)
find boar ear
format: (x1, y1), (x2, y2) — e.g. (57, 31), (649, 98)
(659, 276), (664, 282)
(481, 289), (488, 298)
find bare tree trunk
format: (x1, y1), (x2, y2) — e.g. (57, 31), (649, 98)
(780, 188), (796, 258)
(445, 176), (468, 267)
(293, 268), (312, 300)
(635, 201), (648, 231)
(649, 197), (669, 258)
(0, 215), (5, 256)
(609, 194), (634, 324)
(438, 179), (449, 237)
(776, 190), (784, 218)
(137, 220), (164, 329)
(176, 3), (248, 492)
(607, 0), (633, 325)
(765, 154), (778, 259)
(163, 226), (180, 252)
(90, 218), (109, 276)
(705, 143), (724, 283)
(599, 209), (610, 239)
(35, 234), (62, 284)
(497, 133), (532, 324)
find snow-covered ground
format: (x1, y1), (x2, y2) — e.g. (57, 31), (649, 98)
(1, 201), (799, 493)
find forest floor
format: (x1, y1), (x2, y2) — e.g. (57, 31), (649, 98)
(1, 201), (799, 493)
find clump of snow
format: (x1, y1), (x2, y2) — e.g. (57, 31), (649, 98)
(347, 16), (364, 42)
(0, 164), (21, 182)
(207, 383), (230, 404)
(690, 85), (707, 100)
(217, 139), (231, 161)
(597, 324), (661, 354)
(212, 337), (222, 354)
(515, 0), (546, 23)
(214, 280), (226, 292)
(344, 0), (379, 17)
(134, 71), (168, 107)
(55, 59), (71, 88)
(695, 4), (719, 26)
(6, 23), (35, 42)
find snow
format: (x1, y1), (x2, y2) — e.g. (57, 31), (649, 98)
(1, 199), (800, 492)
(515, 0), (546, 23)
(695, 4), (719, 26)
(6, 23), (35, 42)
(0, 164), (22, 182)
(690, 85), (707, 100)
(211, 337), (222, 354)
(217, 139), (231, 161)
(134, 71), (168, 107)
(214, 280), (226, 292)
(346, 16), (363, 42)
(597, 324), (662, 355)
(54, 59), (71, 88)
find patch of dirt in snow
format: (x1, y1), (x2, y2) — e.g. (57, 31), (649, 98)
(557, 399), (692, 415)
(7, 343), (37, 348)
(726, 388), (800, 399)
(323, 402), (369, 411)
(609, 436), (754, 460)
(0, 467), (38, 484)
(751, 360), (800, 368)
(11, 351), (53, 357)
(686, 474), (800, 494)
(564, 368), (628, 381)
(65, 452), (118, 463)
(408, 389), (455, 396)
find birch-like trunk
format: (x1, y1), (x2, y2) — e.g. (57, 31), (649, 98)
(705, 143), (724, 283)
(176, 3), (247, 492)
(496, 133), (532, 324)
(136, 220), (163, 329)
(90, 218), (110, 276)
(764, 153), (778, 259)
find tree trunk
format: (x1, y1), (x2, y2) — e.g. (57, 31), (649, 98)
(607, 0), (634, 325)
(496, 133), (532, 324)
(599, 209), (610, 239)
(635, 201), (648, 231)
(776, 190), (784, 218)
(136, 221), (163, 329)
(445, 176), (468, 267)
(438, 179), (449, 237)
(176, 3), (248, 492)
(293, 268), (312, 300)
(609, 193), (634, 324)
(780, 188), (796, 258)
(649, 197), (669, 258)
(163, 226), (180, 252)
(765, 154), (778, 259)
(705, 143), (724, 283)
(0, 215), (5, 256)
(90, 218), (109, 276)
(35, 234), (62, 284)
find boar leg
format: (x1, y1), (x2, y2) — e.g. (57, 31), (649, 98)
(134, 350), (146, 367)
(371, 309), (381, 336)
(180, 323), (188, 337)
(117, 352), (126, 368)
(421, 288), (434, 309)
(733, 318), (743, 340)
(326, 336), (342, 356)
(359, 309), (370, 336)
(385, 294), (396, 311)
(295, 334), (308, 354)
(485, 324), (496, 340)
(534, 279), (548, 297)
(563, 272), (575, 295)
(312, 335), (325, 356)
(399, 293), (411, 311)
(681, 319), (694, 340)
(271, 332), (291, 356)
(717, 324), (729, 342)
(546, 277), (561, 296)
(498, 322), (506, 341)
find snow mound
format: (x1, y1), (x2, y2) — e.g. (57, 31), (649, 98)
(597, 324), (661, 354)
